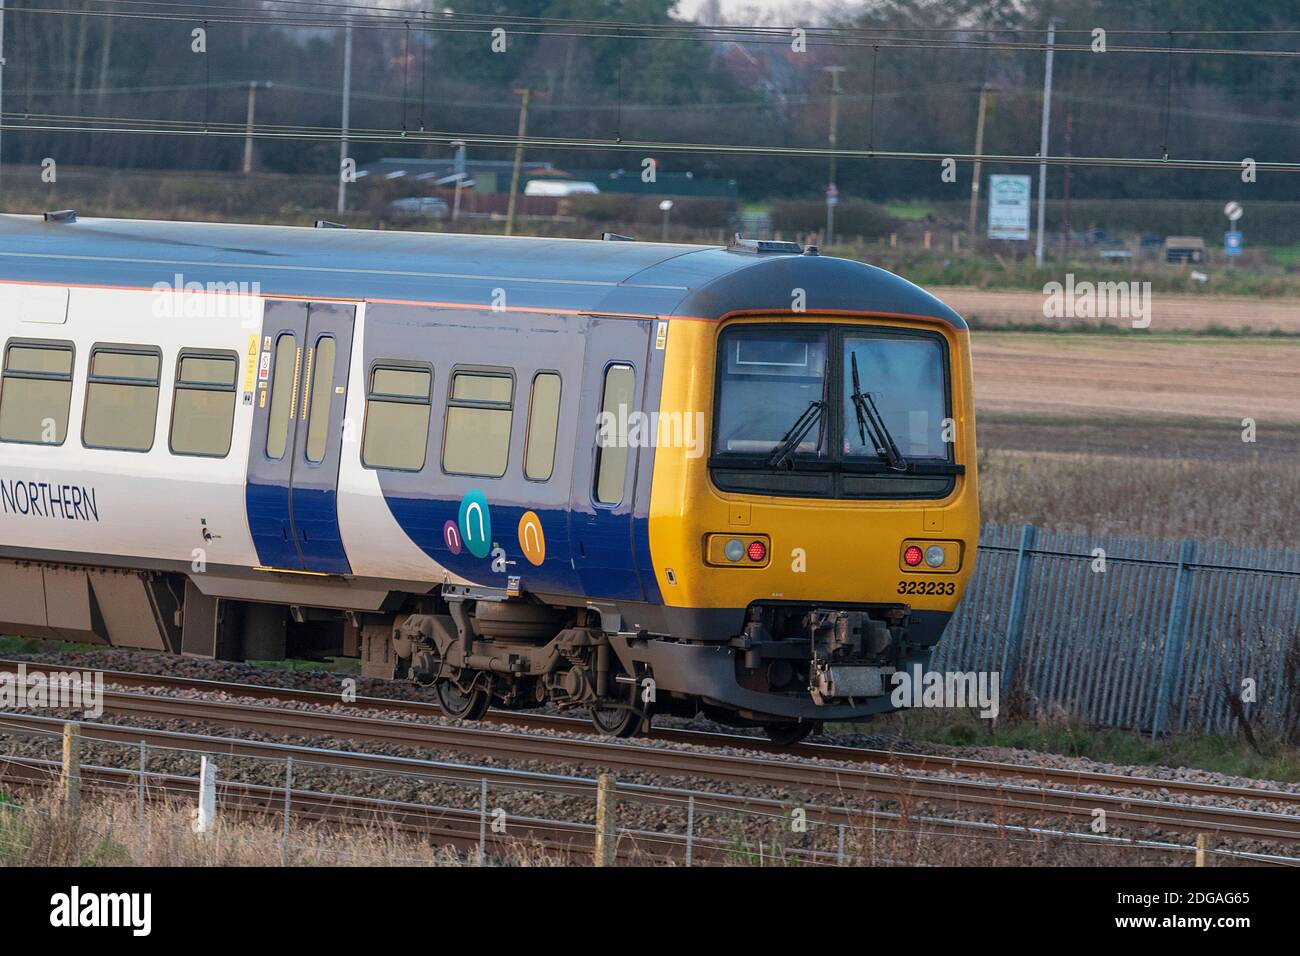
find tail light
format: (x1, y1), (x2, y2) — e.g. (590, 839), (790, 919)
(705, 534), (771, 567)
(900, 539), (963, 573)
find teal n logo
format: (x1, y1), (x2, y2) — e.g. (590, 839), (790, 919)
(458, 490), (492, 559)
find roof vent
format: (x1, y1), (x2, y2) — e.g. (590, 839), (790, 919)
(602, 232), (636, 241)
(314, 220), (347, 229)
(726, 233), (803, 255)
(44, 209), (76, 223)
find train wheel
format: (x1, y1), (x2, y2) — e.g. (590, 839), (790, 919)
(762, 722), (814, 747)
(436, 675), (491, 721)
(590, 704), (643, 738)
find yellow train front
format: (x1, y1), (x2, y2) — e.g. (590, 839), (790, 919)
(626, 243), (979, 740)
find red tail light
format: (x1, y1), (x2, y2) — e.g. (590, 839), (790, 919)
(903, 545), (924, 567)
(747, 540), (768, 562)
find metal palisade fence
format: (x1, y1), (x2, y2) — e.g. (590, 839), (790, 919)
(932, 524), (1300, 738)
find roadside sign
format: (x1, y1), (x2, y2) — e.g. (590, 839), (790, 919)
(1224, 201), (1243, 222)
(1224, 230), (1243, 256)
(988, 175), (1031, 241)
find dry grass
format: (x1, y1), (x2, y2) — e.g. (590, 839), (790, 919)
(0, 789), (564, 867)
(977, 447), (1300, 547)
(853, 707), (1300, 783)
(0, 784), (1194, 868)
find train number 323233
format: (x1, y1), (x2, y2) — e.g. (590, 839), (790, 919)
(896, 580), (957, 596)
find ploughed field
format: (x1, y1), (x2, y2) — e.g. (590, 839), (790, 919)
(938, 287), (1300, 334)
(970, 332), (1300, 546)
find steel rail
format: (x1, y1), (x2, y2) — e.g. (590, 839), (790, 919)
(2, 726), (1286, 866)
(1, 690), (1298, 846)
(3, 659), (1296, 811)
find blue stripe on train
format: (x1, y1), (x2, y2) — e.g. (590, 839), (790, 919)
(246, 479), (352, 575)
(381, 492), (651, 603)
(246, 479), (299, 570)
(292, 486), (352, 575)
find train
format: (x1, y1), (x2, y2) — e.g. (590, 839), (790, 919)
(0, 213), (979, 744)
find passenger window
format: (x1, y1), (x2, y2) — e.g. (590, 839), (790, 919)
(304, 336), (336, 463)
(170, 352), (238, 457)
(0, 341), (74, 445)
(442, 369), (514, 477)
(82, 346), (161, 452)
(524, 372), (561, 481)
(362, 364), (431, 471)
(265, 334), (298, 459)
(594, 364), (635, 505)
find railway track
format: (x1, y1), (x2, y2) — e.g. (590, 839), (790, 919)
(2, 681), (1299, 848)
(2, 718), (1289, 867)
(2, 658), (1297, 812)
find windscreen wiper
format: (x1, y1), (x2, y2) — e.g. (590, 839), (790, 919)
(765, 400), (826, 470)
(850, 352), (909, 472)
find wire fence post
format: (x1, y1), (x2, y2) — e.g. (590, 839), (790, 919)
(478, 778), (488, 866)
(684, 794), (695, 867)
(594, 773), (617, 867)
(61, 722), (81, 822)
(999, 524), (1039, 692)
(1152, 538), (1197, 738)
(137, 739), (147, 858)
(281, 755), (293, 866)
(194, 756), (217, 835)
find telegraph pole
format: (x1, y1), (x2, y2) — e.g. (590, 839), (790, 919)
(337, 15), (353, 214)
(968, 85), (991, 238)
(1034, 18), (1059, 267)
(1, 0), (7, 201)
(1062, 113), (1073, 261)
(505, 88), (535, 237)
(824, 66), (845, 247)
(242, 81), (272, 175)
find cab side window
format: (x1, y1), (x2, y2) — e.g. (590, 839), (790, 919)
(594, 364), (635, 505)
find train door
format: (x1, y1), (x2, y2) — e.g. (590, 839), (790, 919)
(569, 317), (653, 602)
(245, 301), (356, 573)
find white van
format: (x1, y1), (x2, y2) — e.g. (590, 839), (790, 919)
(523, 180), (601, 197)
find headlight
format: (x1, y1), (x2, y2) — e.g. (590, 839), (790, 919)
(924, 545), (946, 568)
(724, 538), (745, 562)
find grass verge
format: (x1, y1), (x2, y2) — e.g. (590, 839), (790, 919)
(846, 709), (1300, 783)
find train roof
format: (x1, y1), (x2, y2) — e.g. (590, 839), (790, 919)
(0, 214), (965, 328)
